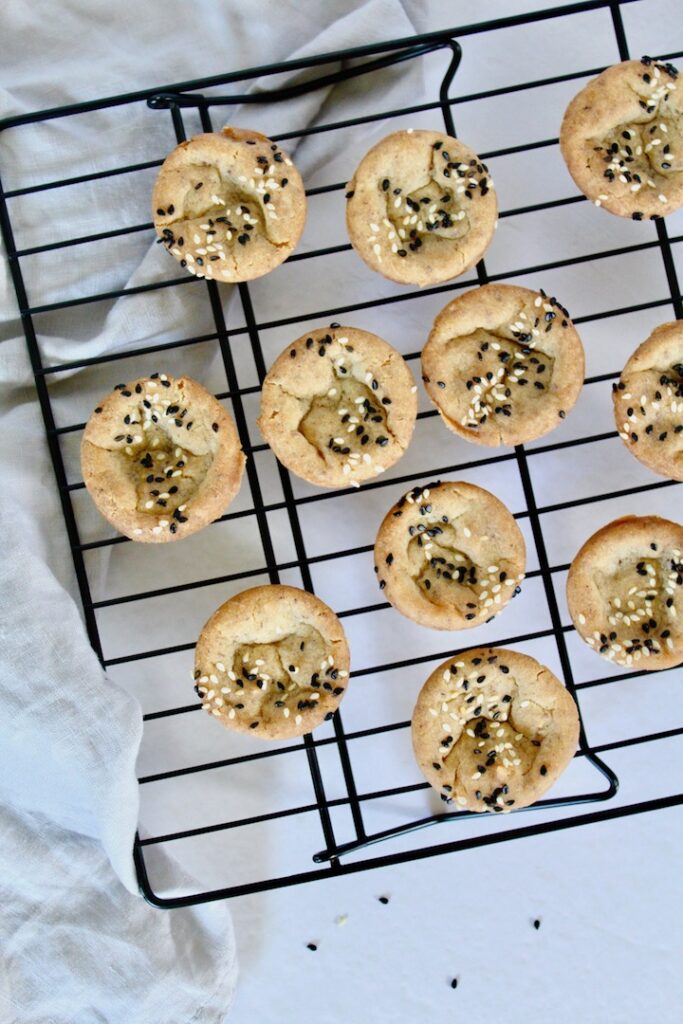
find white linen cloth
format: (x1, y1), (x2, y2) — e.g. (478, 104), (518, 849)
(0, 2), (423, 1020)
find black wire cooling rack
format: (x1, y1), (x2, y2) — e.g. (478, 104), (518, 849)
(2, 0), (682, 909)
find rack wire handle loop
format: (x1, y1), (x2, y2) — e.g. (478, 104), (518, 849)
(147, 39), (461, 111)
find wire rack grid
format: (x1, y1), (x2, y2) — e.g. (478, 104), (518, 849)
(1, 0), (682, 909)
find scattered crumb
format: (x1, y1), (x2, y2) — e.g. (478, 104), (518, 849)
(336, 914), (348, 927)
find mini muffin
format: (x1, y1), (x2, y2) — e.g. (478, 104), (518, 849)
(152, 127), (306, 282)
(81, 373), (245, 542)
(345, 129), (497, 287)
(613, 320), (683, 480)
(374, 480), (525, 630)
(194, 584), (350, 739)
(422, 284), (585, 447)
(567, 515), (683, 670)
(412, 647), (580, 812)
(560, 57), (683, 219)
(258, 326), (417, 489)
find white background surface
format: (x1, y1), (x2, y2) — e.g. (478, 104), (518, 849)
(2, 1), (683, 1021)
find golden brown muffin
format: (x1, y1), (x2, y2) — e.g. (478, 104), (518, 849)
(412, 647), (580, 812)
(194, 585), (350, 739)
(422, 284), (585, 447)
(567, 515), (683, 670)
(258, 326), (417, 488)
(613, 320), (683, 480)
(345, 129), (497, 286)
(153, 127), (306, 281)
(81, 373), (245, 542)
(374, 481), (525, 629)
(560, 57), (683, 219)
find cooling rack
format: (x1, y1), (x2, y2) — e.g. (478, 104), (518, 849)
(1, 0), (682, 909)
